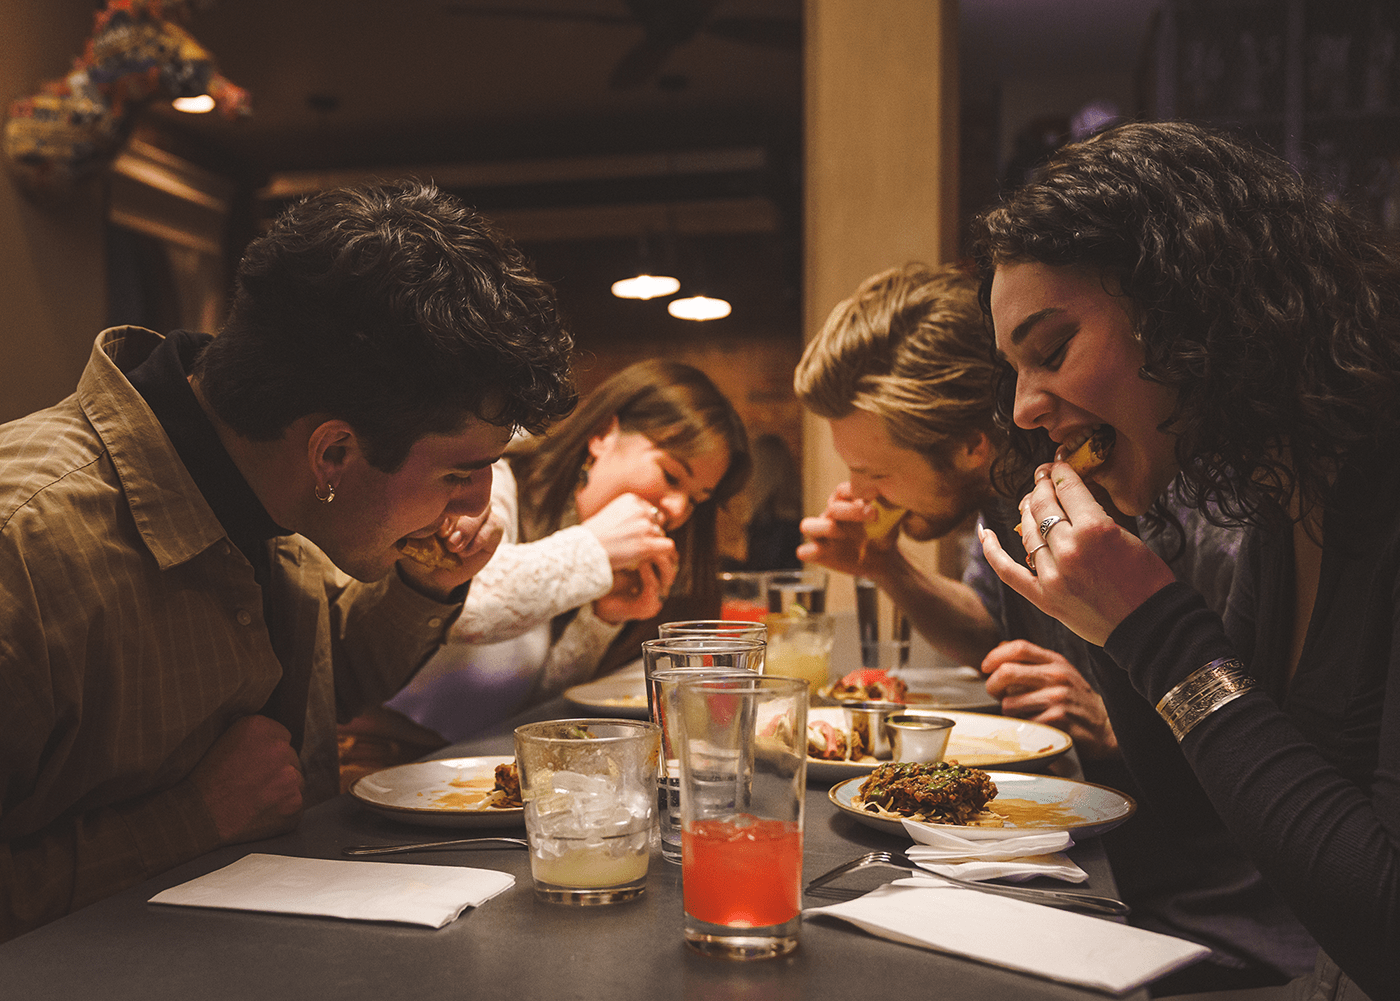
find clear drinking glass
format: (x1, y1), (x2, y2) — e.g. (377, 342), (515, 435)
(641, 636), (765, 863)
(658, 619), (768, 642)
(718, 570), (770, 622)
(765, 568), (828, 615)
(675, 675), (807, 959)
(513, 718), (659, 905)
(763, 612), (835, 692)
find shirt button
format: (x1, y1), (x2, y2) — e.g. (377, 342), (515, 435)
(236, 609), (253, 626)
(427, 617), (443, 629)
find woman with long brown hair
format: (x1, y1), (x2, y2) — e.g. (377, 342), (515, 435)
(340, 359), (749, 774)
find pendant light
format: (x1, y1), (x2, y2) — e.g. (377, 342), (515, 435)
(611, 230), (680, 300)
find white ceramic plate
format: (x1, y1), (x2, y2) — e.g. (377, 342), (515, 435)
(805, 707), (1072, 784)
(816, 666), (999, 713)
(829, 770), (1136, 841)
(566, 663), (1000, 721)
(563, 661), (649, 718)
(349, 756), (524, 829)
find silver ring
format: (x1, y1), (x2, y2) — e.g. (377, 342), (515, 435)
(1025, 541), (1048, 570)
(1039, 515), (1066, 540)
(650, 506), (664, 527)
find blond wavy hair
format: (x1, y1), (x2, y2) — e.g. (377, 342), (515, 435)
(794, 262), (1000, 466)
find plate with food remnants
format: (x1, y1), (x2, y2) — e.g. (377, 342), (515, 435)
(350, 756), (524, 829)
(563, 661), (649, 718)
(815, 667), (999, 713)
(828, 764), (1135, 840)
(804, 706), (1072, 784)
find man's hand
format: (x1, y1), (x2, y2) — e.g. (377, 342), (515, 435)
(980, 639), (1119, 761)
(796, 482), (903, 580)
(191, 715), (305, 845)
(397, 509), (505, 601)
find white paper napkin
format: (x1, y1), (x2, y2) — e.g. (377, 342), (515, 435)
(901, 819), (1086, 882)
(906, 854), (1087, 883)
(148, 854), (515, 928)
(805, 883), (1209, 995)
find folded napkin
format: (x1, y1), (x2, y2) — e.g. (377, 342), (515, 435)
(806, 883), (1209, 995)
(148, 854), (514, 928)
(901, 819), (1086, 882)
(906, 854), (1087, 883)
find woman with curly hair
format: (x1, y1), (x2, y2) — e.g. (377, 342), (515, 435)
(972, 121), (1400, 1000)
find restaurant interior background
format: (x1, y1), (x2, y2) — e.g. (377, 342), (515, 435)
(3, 0), (1398, 588)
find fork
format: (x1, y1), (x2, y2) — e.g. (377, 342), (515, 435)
(805, 851), (1130, 917)
(342, 836), (528, 856)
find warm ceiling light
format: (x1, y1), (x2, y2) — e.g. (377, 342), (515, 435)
(667, 294), (731, 321)
(611, 274), (681, 300)
(172, 94), (216, 114)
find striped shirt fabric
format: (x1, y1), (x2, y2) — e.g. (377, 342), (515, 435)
(0, 328), (461, 939)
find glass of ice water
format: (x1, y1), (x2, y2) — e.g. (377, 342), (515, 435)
(513, 719), (660, 905)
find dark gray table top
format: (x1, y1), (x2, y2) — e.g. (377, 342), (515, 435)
(0, 700), (1150, 1001)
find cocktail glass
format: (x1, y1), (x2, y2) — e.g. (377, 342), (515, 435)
(675, 675), (807, 959)
(763, 612), (835, 692)
(513, 719), (659, 905)
(718, 571), (770, 622)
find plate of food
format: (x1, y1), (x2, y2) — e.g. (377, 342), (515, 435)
(804, 706), (1072, 783)
(563, 661), (649, 718)
(828, 763), (1136, 840)
(350, 756), (524, 829)
(816, 667), (999, 713)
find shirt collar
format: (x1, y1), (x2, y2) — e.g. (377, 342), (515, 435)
(126, 329), (288, 563)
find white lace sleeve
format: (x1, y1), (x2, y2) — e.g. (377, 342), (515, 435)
(531, 602), (627, 700)
(448, 461), (615, 645)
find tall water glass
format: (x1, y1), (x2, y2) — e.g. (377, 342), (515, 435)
(658, 619), (768, 643)
(675, 675), (807, 959)
(641, 636), (765, 863)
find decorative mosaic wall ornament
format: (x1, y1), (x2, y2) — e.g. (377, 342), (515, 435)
(3, 0), (250, 202)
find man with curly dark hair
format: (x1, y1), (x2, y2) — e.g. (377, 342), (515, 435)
(0, 179), (576, 940)
(975, 120), (1400, 1000)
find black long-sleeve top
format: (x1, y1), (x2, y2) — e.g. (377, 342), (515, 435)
(1103, 439), (1400, 999)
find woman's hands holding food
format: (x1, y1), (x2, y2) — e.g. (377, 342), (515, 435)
(582, 492), (679, 573)
(797, 483), (906, 581)
(584, 492), (679, 624)
(594, 557), (678, 624)
(980, 462), (1176, 646)
(980, 639), (1118, 761)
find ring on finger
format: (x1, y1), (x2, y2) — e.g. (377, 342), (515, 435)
(1039, 515), (1066, 539)
(650, 506), (664, 527)
(1025, 541), (1048, 571)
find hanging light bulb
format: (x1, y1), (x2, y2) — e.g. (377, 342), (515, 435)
(171, 94), (216, 114)
(667, 294), (731, 321)
(612, 228), (680, 300)
(611, 273), (681, 300)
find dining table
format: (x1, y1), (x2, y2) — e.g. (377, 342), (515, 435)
(0, 665), (1167, 1001)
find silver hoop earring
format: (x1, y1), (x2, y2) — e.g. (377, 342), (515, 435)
(315, 483), (336, 504)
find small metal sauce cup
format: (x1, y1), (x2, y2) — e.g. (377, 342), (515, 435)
(842, 700), (903, 760)
(886, 713), (955, 763)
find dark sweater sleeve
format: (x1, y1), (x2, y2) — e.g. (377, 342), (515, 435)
(1105, 583), (1400, 999)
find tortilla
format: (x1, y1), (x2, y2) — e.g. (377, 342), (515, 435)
(865, 499), (907, 541)
(1065, 426), (1114, 476)
(397, 535), (460, 571)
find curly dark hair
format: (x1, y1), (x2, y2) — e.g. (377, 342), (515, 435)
(194, 179), (577, 471)
(970, 120), (1400, 528)
(509, 358), (751, 602)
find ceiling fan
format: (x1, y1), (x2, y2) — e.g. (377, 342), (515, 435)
(441, 1), (801, 90)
